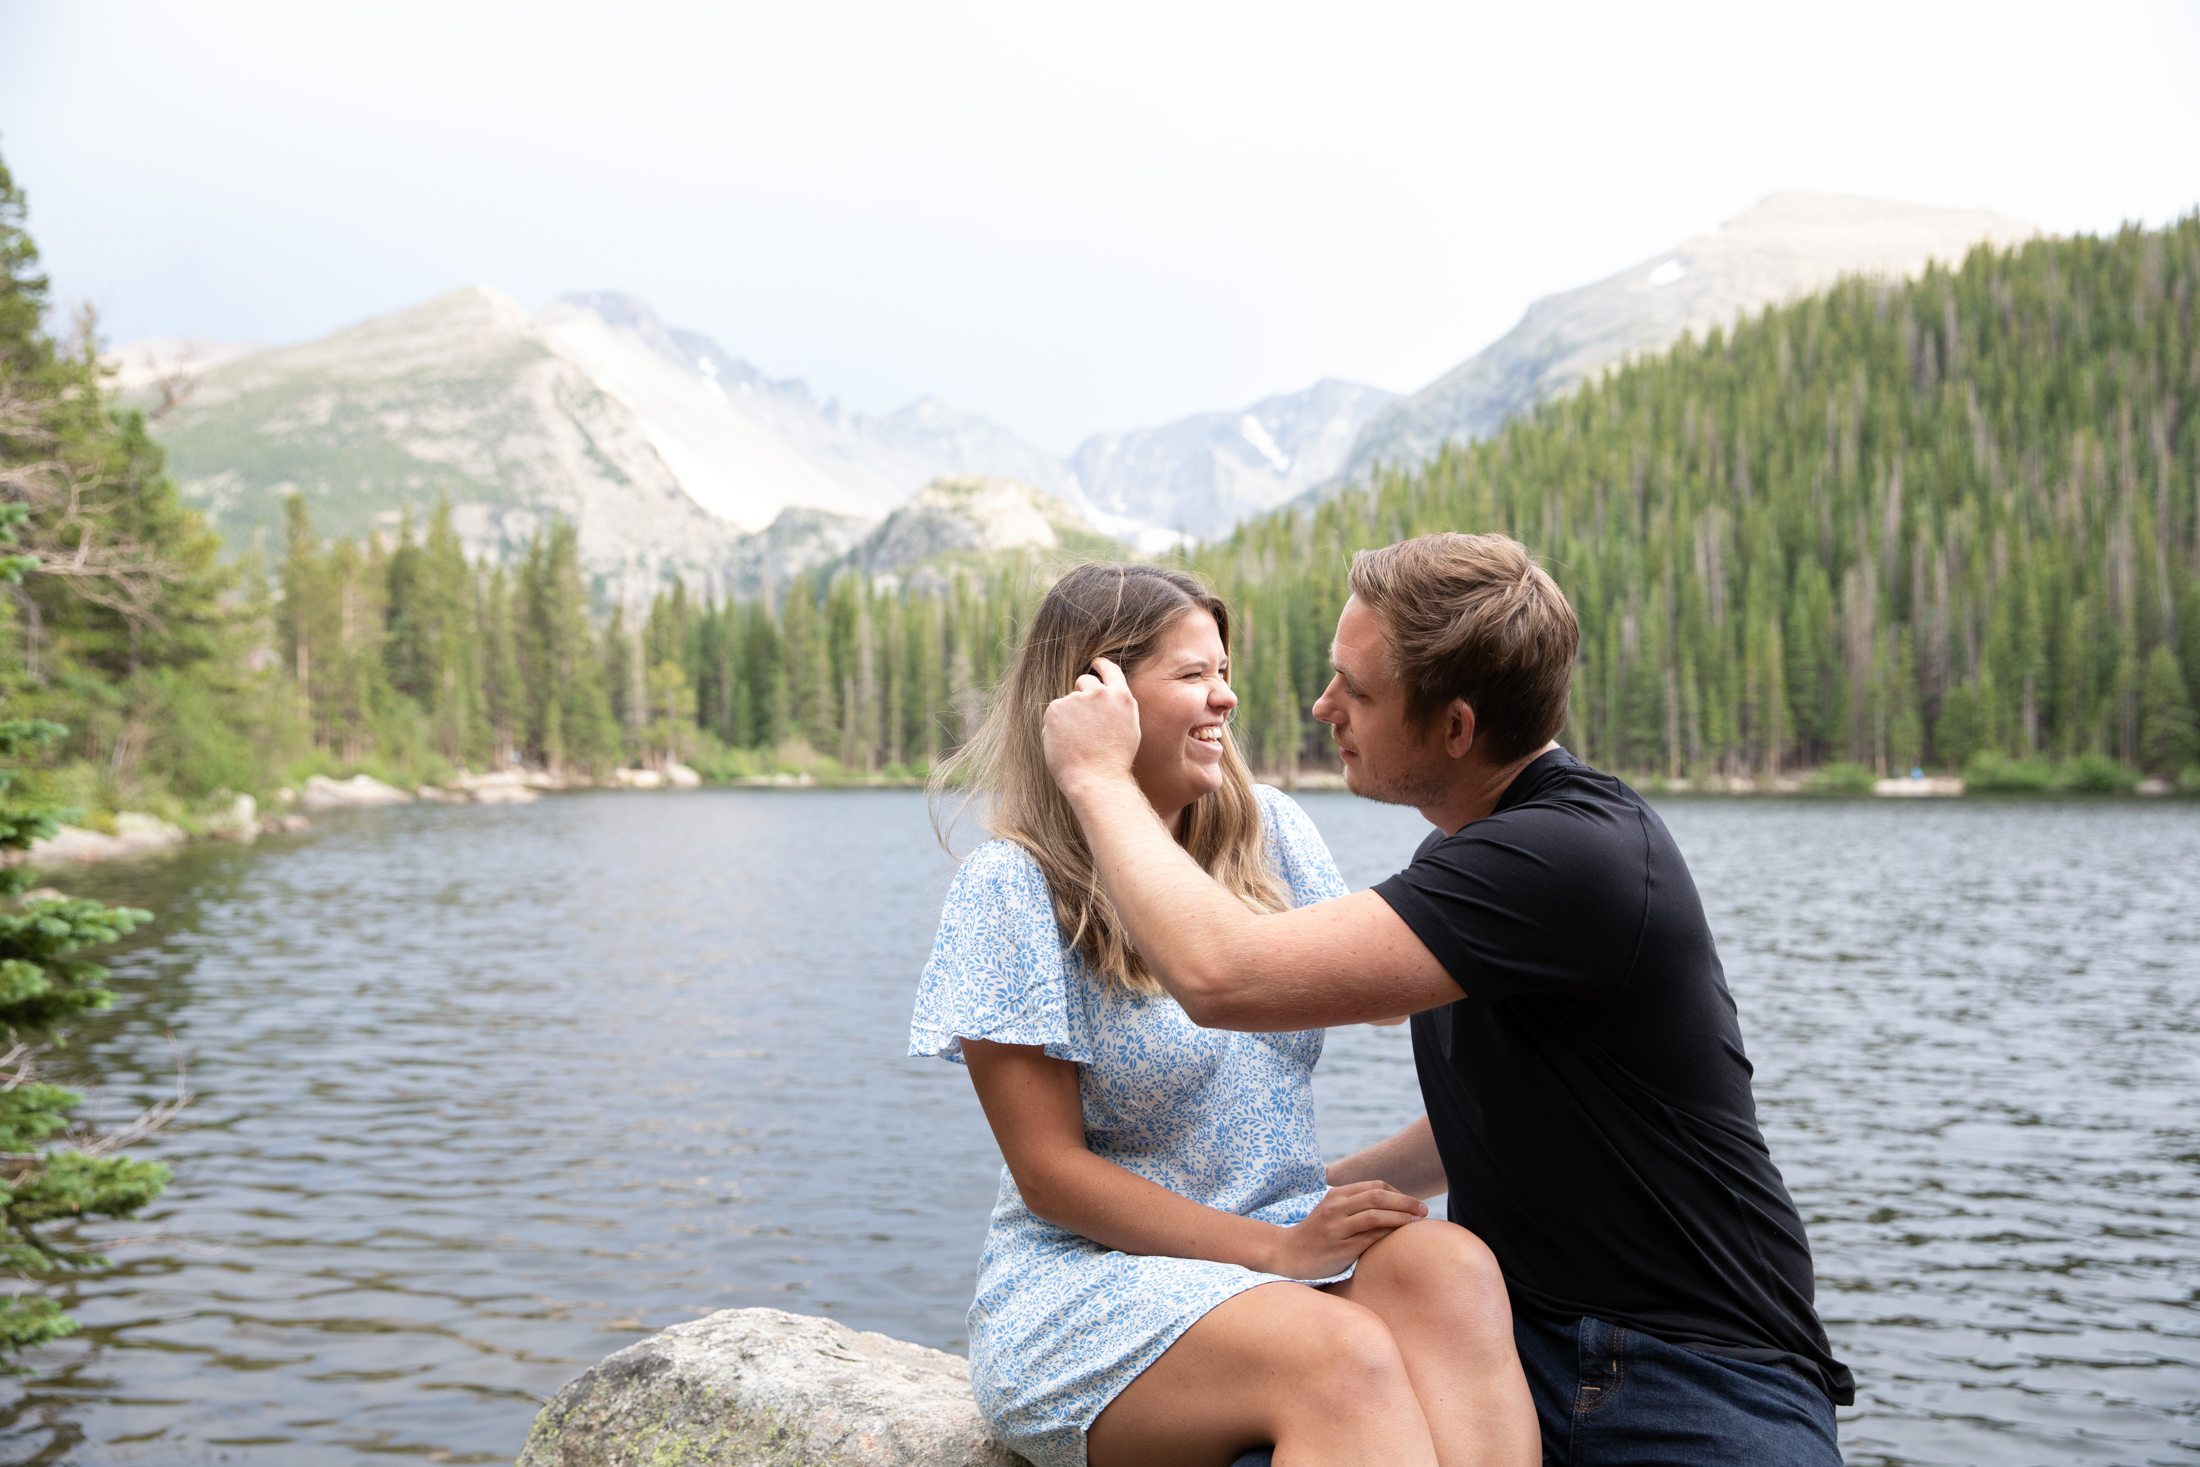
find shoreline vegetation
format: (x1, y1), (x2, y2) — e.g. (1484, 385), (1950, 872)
(17, 752), (2191, 874)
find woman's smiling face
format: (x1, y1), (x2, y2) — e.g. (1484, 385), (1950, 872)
(1124, 608), (1238, 829)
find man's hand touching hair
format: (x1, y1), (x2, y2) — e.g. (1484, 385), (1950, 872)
(1044, 656), (1143, 801)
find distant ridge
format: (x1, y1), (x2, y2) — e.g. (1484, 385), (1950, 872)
(847, 475), (1121, 581)
(139, 286), (755, 597)
(1333, 193), (2040, 489)
(1073, 379), (1396, 544)
(123, 288), (1098, 598)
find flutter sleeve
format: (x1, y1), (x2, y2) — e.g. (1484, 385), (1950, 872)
(1256, 783), (1349, 908)
(909, 839), (1092, 1067)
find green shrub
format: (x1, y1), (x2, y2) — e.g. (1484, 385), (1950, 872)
(2179, 765), (2200, 795)
(2054, 753), (2139, 793)
(1964, 753), (2055, 792)
(1803, 763), (1875, 795)
(689, 745), (768, 782)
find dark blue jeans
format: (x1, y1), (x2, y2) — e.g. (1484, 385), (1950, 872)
(1514, 1312), (1840, 1466)
(1228, 1311), (1837, 1466)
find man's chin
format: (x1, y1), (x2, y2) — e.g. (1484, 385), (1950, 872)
(1342, 760), (1426, 809)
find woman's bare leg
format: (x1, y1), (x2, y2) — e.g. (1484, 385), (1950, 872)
(1323, 1220), (1540, 1467)
(1085, 1280), (1439, 1467)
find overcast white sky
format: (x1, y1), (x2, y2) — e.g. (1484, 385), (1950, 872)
(1, 0), (2196, 451)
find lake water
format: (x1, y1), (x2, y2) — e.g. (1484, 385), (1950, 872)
(0, 790), (2194, 1466)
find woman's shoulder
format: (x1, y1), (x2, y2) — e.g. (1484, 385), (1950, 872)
(953, 836), (1046, 886)
(941, 838), (1053, 914)
(1249, 782), (1348, 907)
(917, 840), (1081, 1065)
(1251, 781), (1319, 841)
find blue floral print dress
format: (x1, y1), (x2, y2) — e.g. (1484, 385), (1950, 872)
(909, 784), (1350, 1467)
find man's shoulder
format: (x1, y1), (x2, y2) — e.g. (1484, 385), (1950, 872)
(1406, 756), (1655, 902)
(1507, 749), (1644, 810)
(1450, 753), (1646, 844)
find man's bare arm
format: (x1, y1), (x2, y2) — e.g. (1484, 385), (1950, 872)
(1043, 660), (1463, 1030)
(1326, 1116), (1447, 1199)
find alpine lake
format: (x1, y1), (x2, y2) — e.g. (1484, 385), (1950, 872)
(0, 787), (2192, 1466)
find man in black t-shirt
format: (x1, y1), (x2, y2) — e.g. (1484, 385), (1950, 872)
(1045, 533), (1852, 1466)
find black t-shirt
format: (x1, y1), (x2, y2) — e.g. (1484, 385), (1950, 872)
(1374, 749), (1855, 1404)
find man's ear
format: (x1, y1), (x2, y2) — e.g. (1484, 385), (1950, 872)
(1443, 699), (1477, 760)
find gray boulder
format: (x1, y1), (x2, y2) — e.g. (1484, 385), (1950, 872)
(517, 1307), (1028, 1467)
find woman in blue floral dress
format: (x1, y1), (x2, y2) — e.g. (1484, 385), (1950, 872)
(911, 564), (1537, 1467)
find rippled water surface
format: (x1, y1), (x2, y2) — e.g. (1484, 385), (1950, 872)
(0, 790), (2193, 1465)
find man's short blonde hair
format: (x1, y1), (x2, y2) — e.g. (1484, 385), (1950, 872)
(1347, 533), (1579, 764)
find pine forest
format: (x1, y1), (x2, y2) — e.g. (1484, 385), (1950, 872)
(4, 146), (2199, 826)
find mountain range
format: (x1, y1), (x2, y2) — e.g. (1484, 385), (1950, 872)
(1334, 192), (2038, 485)
(116, 192), (2039, 596)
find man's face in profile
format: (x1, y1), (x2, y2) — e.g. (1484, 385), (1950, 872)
(1311, 597), (1455, 810)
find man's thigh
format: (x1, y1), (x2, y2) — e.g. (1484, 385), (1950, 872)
(1512, 1312), (1840, 1467)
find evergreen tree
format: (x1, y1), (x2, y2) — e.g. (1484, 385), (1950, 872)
(0, 506), (166, 1356)
(2140, 643), (2197, 775)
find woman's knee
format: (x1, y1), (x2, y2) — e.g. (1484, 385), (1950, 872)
(1295, 1297), (1417, 1404)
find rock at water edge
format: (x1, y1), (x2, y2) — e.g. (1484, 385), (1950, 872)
(300, 774), (416, 810)
(517, 1307), (1026, 1467)
(13, 814), (192, 865)
(205, 793), (260, 839)
(1872, 776), (1964, 797)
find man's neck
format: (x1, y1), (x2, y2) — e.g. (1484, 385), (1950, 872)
(1420, 741), (1560, 837)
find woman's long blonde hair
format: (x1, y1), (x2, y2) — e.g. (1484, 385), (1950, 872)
(932, 562), (1287, 996)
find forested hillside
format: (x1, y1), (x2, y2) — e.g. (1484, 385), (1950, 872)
(273, 492), (1038, 782)
(1196, 215), (2200, 784)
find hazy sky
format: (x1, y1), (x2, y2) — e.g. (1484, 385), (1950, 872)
(2, 1), (2196, 451)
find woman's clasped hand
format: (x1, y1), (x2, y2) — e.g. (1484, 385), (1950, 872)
(1268, 1180), (1428, 1281)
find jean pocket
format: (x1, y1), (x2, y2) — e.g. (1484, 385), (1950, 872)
(1573, 1316), (1627, 1417)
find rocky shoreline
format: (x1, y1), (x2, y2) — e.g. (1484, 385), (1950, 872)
(4, 764), (709, 869)
(20, 758), (2180, 873)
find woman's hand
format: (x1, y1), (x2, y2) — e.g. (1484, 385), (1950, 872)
(1267, 1181), (1427, 1280)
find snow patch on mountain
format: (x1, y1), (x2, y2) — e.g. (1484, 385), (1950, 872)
(1072, 379), (1398, 542)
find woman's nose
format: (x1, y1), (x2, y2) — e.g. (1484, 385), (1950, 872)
(1211, 679), (1238, 712)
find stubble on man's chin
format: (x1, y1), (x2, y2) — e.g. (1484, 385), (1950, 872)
(1343, 758), (1450, 810)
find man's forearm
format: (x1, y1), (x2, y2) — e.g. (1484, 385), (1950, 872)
(1065, 774), (1268, 1004)
(1326, 1115), (1447, 1198)
(1065, 773), (1462, 1030)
